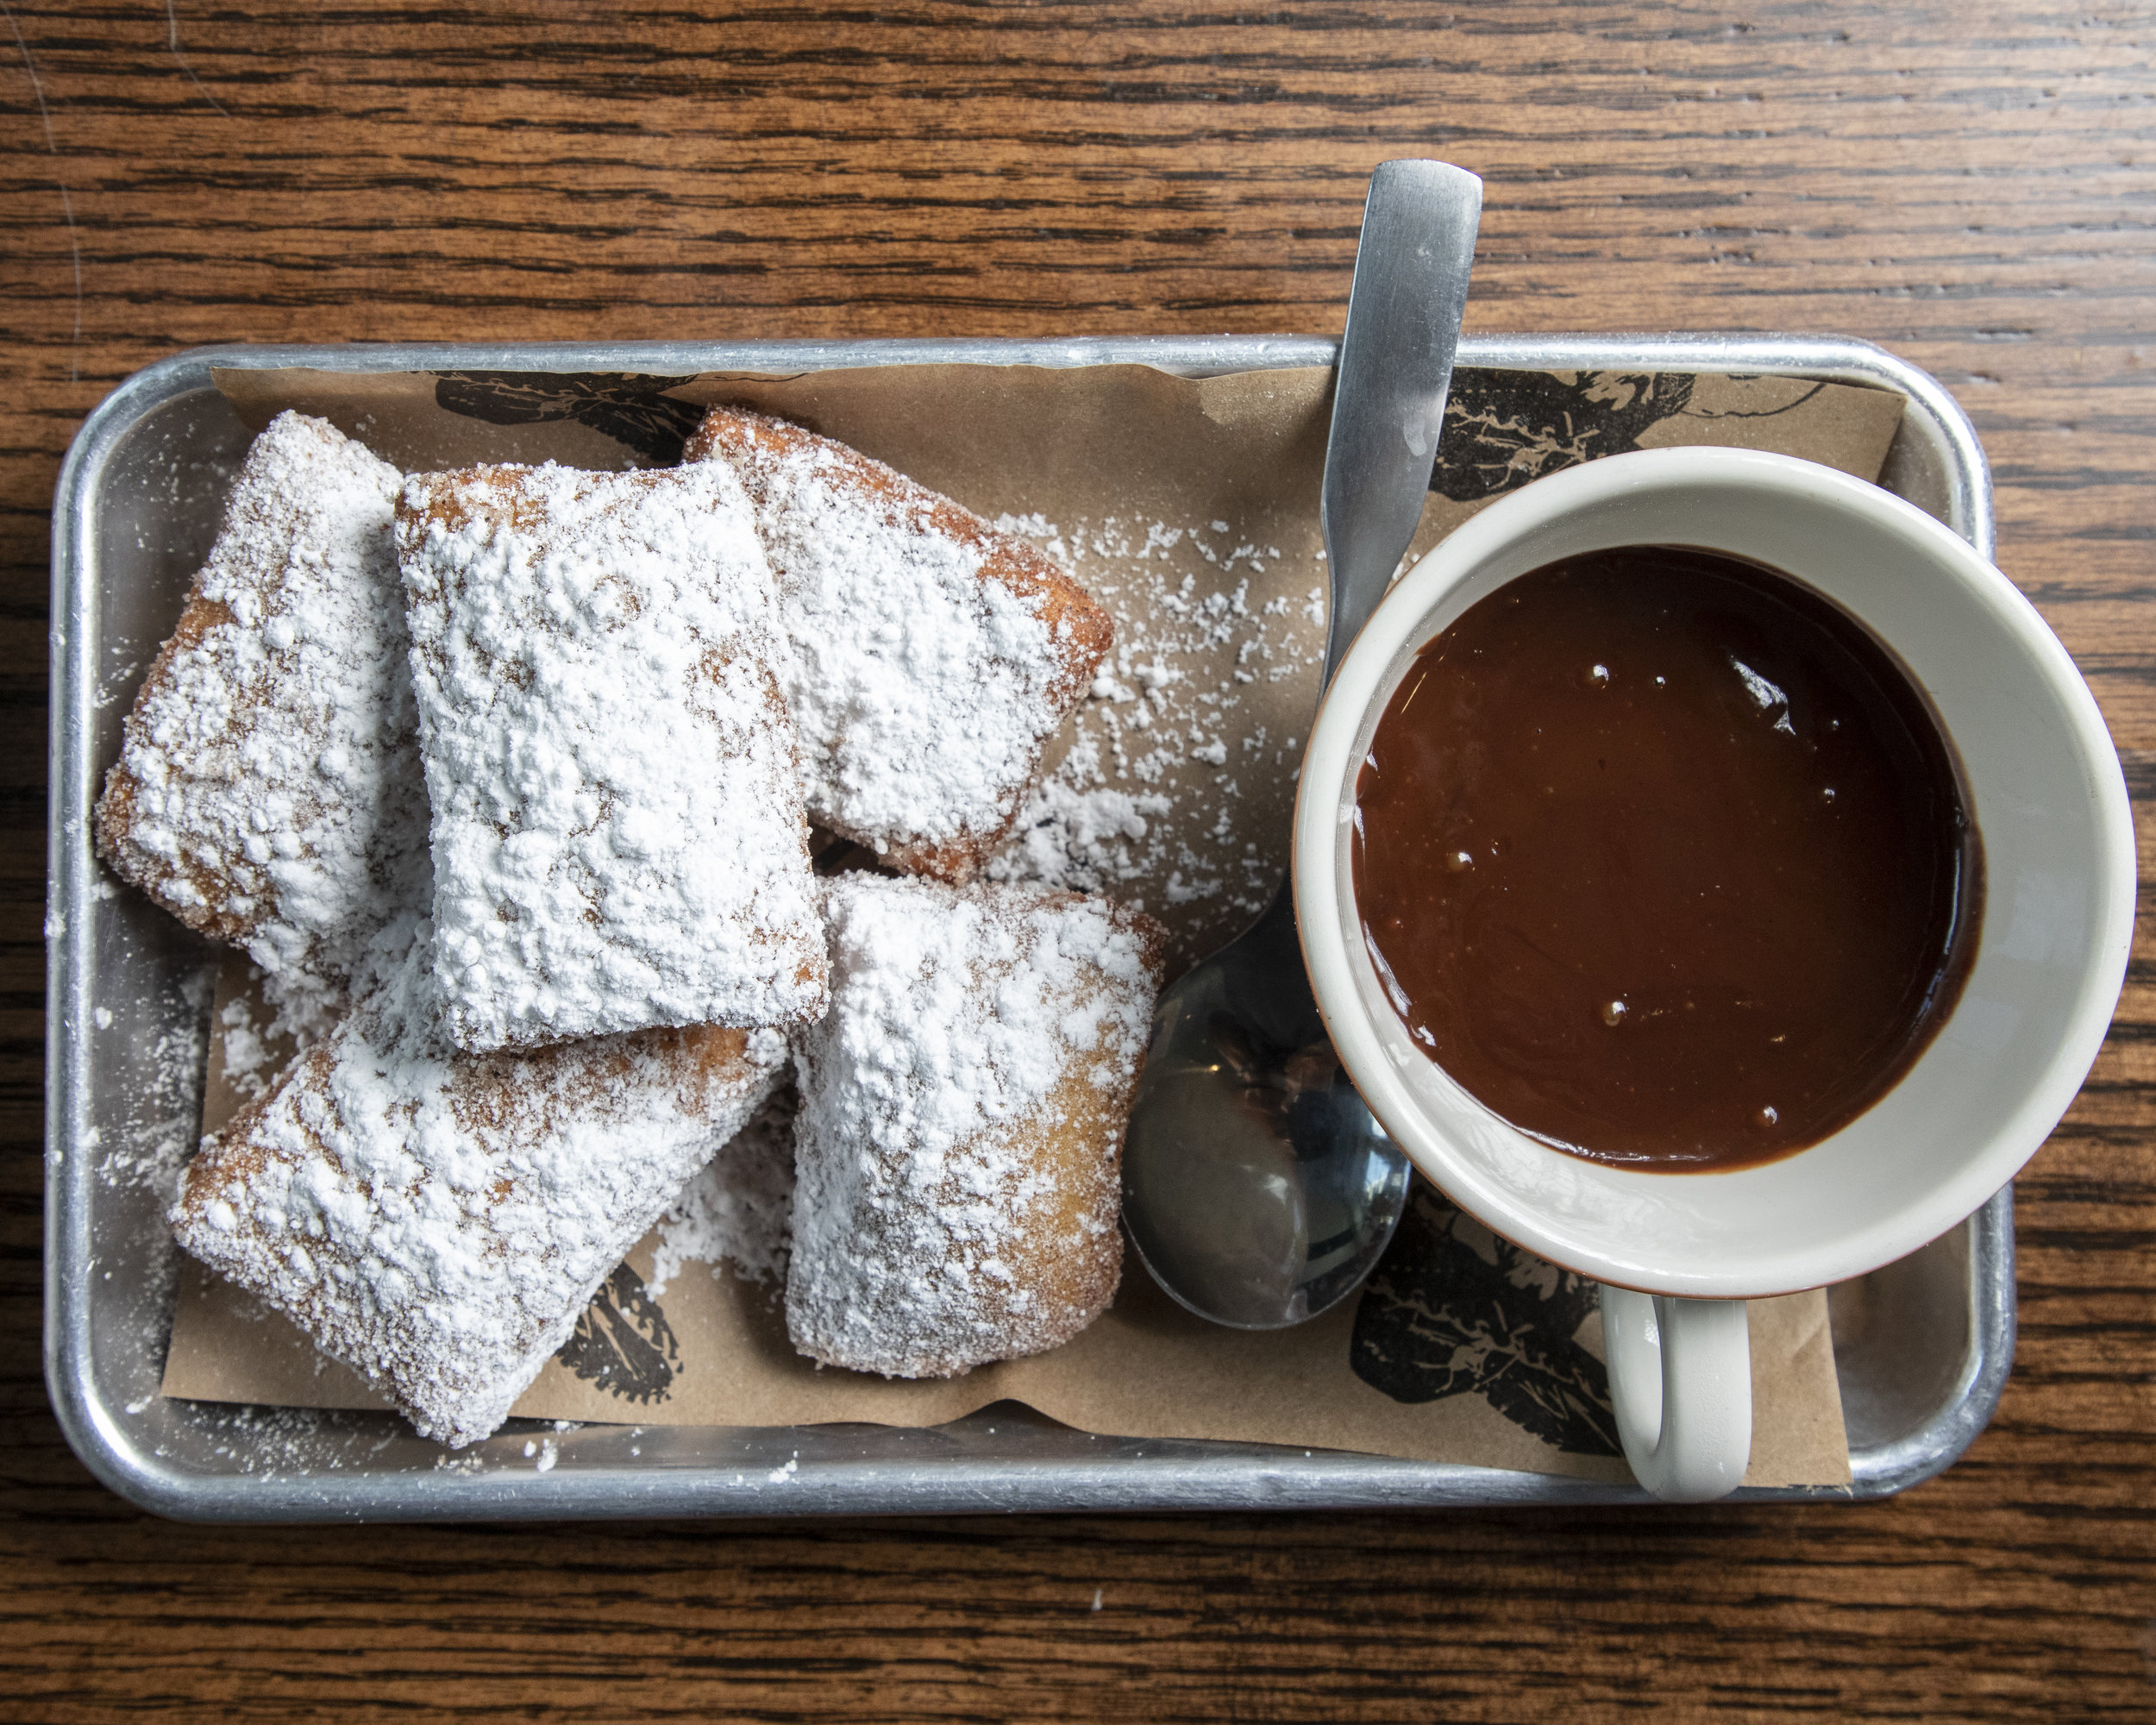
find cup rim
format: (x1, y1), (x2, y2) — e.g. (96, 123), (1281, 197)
(1292, 446), (2136, 1297)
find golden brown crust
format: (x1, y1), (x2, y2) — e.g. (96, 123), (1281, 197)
(1105, 896), (1169, 988)
(96, 592), (255, 944)
(398, 461), (629, 542)
(976, 897), (1164, 1348)
(175, 1040), (326, 1222)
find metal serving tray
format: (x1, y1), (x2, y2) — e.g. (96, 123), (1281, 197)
(47, 333), (2014, 1521)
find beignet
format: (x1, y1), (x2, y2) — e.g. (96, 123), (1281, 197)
(396, 460), (828, 1052)
(96, 411), (424, 1024)
(786, 875), (1163, 1377)
(686, 407), (1112, 881)
(171, 920), (788, 1446)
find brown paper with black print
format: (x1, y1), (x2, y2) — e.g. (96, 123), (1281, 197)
(163, 360), (1902, 1484)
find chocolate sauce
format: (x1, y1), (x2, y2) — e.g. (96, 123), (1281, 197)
(1351, 545), (1981, 1171)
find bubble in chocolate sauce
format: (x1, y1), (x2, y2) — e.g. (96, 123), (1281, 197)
(1351, 544), (1983, 1174)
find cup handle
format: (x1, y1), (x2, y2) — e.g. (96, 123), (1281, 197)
(1599, 1287), (1753, 1503)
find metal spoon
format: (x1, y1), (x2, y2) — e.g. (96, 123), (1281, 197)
(1121, 160), (1482, 1328)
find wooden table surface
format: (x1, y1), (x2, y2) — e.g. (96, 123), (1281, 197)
(4, 3), (2153, 1717)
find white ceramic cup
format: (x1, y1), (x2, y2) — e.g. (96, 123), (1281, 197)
(1294, 447), (2135, 1502)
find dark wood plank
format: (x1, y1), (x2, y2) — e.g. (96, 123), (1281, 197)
(4, 2), (2154, 1718)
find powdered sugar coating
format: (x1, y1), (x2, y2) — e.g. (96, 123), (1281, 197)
(686, 409), (1112, 880)
(646, 1082), (798, 1295)
(397, 461), (828, 1051)
(787, 875), (1163, 1377)
(171, 919), (789, 1446)
(96, 411), (427, 1004)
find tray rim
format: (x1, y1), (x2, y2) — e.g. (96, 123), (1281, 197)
(46, 331), (2014, 1521)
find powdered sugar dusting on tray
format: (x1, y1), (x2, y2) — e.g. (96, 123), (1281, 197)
(215, 987), (291, 1105)
(170, 917), (789, 1447)
(94, 411), (428, 1007)
(87, 955), (218, 1341)
(397, 461), (829, 1051)
(94, 959), (215, 1202)
(785, 875), (1161, 1378)
(983, 512), (1326, 972)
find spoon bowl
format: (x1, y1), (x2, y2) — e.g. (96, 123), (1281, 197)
(1121, 888), (1408, 1327)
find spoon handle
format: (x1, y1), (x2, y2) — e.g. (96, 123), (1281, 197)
(1319, 160), (1482, 686)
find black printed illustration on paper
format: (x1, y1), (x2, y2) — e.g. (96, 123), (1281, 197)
(433, 371), (707, 464)
(1351, 1179), (1622, 1458)
(1433, 369), (1697, 502)
(555, 1263), (680, 1405)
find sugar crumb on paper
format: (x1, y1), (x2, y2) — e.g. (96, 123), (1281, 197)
(985, 512), (1324, 971)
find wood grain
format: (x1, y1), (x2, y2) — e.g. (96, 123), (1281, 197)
(4, 2), (2153, 1718)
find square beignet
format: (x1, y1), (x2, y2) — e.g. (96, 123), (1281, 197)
(96, 411), (425, 1019)
(685, 407), (1112, 881)
(171, 920), (789, 1446)
(396, 461), (828, 1052)
(786, 875), (1164, 1377)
